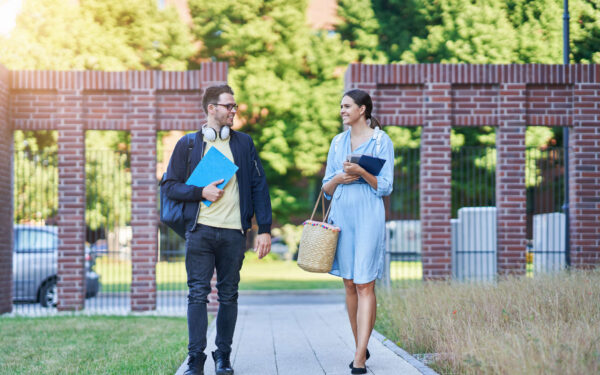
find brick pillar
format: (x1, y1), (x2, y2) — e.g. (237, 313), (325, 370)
(420, 82), (452, 280)
(570, 83), (600, 268)
(0, 65), (12, 314)
(496, 83), (527, 275)
(130, 85), (157, 311)
(57, 88), (86, 311)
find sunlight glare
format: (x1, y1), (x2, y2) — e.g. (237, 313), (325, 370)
(0, 0), (22, 36)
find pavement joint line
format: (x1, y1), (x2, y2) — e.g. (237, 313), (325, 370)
(239, 288), (345, 295)
(371, 329), (440, 375)
(175, 318), (217, 375)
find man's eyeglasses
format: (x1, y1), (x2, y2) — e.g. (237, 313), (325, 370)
(213, 103), (238, 112)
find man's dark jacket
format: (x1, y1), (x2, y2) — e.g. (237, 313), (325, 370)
(162, 130), (272, 235)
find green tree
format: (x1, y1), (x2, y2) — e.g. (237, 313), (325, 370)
(13, 130), (131, 231)
(505, 0), (564, 63)
(506, 0), (600, 64)
(189, 0), (355, 221)
(371, 0), (432, 63)
(336, 0), (387, 63)
(13, 131), (59, 224)
(401, 0), (518, 63)
(0, 0), (194, 70)
(86, 131), (132, 231)
(570, 0), (600, 63)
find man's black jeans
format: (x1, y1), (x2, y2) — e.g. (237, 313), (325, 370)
(185, 224), (246, 356)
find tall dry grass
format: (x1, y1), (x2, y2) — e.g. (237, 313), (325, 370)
(376, 269), (600, 375)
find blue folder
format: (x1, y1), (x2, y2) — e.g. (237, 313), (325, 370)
(347, 154), (386, 183)
(186, 147), (239, 207)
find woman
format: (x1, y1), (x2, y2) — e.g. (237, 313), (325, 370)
(322, 89), (394, 374)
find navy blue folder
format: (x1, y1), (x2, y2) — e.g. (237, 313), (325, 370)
(347, 154), (386, 183)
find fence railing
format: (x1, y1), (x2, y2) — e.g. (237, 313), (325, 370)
(526, 147), (566, 276)
(85, 149), (132, 313)
(11, 139), (568, 313)
(384, 148), (421, 286)
(384, 146), (567, 284)
(12, 149), (58, 315)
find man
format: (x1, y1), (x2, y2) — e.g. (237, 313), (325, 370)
(162, 85), (272, 375)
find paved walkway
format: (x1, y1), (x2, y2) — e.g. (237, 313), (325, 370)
(176, 291), (437, 375)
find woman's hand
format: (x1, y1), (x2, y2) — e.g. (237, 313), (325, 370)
(343, 162), (378, 190)
(342, 162), (365, 177)
(334, 172), (360, 185)
(323, 167), (361, 196)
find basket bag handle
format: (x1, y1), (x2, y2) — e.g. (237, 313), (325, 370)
(309, 190), (332, 222)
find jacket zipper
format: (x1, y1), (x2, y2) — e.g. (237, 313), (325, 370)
(253, 160), (261, 176)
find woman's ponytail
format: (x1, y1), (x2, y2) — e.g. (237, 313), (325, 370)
(368, 116), (380, 129)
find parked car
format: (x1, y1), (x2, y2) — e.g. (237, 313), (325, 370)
(270, 236), (289, 257)
(12, 225), (101, 307)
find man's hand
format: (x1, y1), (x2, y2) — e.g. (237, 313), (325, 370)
(255, 233), (271, 259)
(202, 179), (225, 202)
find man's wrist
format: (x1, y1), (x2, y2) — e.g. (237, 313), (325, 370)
(193, 186), (204, 200)
(257, 224), (271, 235)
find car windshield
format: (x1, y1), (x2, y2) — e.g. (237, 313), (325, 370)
(15, 228), (57, 253)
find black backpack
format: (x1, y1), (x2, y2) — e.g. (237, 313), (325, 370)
(159, 133), (195, 238)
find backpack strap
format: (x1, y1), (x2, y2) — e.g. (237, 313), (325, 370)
(333, 131), (346, 153)
(373, 128), (383, 155)
(185, 133), (196, 179)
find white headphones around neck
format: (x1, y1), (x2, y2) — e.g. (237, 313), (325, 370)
(202, 124), (230, 141)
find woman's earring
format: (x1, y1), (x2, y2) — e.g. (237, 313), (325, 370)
(366, 118), (372, 127)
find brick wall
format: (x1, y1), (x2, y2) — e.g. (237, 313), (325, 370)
(571, 83), (600, 267)
(0, 64), (12, 313)
(497, 84), (527, 275)
(7, 65), (227, 311)
(345, 64), (600, 278)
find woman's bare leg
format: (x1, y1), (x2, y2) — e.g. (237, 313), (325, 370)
(353, 280), (376, 368)
(343, 278), (358, 346)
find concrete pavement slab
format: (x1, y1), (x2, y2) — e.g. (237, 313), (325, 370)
(176, 293), (436, 375)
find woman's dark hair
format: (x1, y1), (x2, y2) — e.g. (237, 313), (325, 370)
(343, 89), (380, 129)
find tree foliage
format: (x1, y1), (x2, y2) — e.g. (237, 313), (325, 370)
(0, 0), (194, 70)
(359, 0), (600, 65)
(336, 0), (387, 63)
(401, 0), (518, 64)
(189, 0), (355, 220)
(13, 131), (58, 224)
(85, 131), (131, 231)
(5, 0), (600, 225)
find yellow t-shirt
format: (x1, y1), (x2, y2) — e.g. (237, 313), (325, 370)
(197, 137), (242, 230)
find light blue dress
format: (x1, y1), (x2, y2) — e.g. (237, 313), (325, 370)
(322, 128), (394, 284)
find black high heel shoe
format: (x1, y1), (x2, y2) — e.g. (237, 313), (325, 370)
(348, 349), (370, 369)
(351, 365), (367, 374)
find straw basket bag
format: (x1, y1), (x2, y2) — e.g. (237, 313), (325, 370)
(297, 190), (340, 273)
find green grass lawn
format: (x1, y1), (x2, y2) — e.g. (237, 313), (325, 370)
(239, 252), (344, 290)
(95, 252), (346, 291)
(0, 316), (189, 375)
(94, 252), (424, 292)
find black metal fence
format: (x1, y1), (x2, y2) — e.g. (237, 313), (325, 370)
(12, 149), (59, 314)
(11, 130), (568, 314)
(156, 130), (190, 314)
(85, 146), (132, 313)
(451, 147), (497, 282)
(156, 224), (188, 314)
(384, 148), (421, 287)
(383, 144), (567, 284)
(526, 147), (566, 276)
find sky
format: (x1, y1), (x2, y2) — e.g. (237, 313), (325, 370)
(0, 0), (22, 36)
